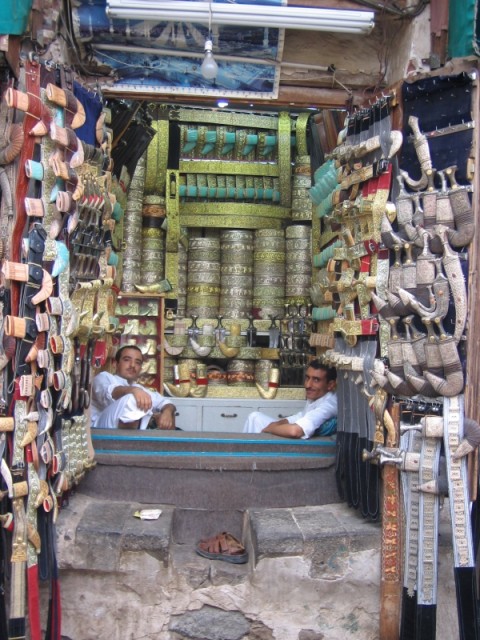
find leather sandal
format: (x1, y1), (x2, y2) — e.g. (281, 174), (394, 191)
(195, 531), (248, 564)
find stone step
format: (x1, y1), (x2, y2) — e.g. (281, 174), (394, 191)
(59, 496), (381, 581)
(91, 429), (337, 468)
(78, 462), (339, 508)
(81, 429), (340, 508)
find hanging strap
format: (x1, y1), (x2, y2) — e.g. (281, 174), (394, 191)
(415, 415), (442, 640)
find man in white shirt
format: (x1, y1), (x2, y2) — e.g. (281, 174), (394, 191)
(91, 345), (176, 430)
(243, 359), (337, 439)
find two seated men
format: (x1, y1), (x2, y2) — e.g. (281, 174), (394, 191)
(91, 346), (337, 439)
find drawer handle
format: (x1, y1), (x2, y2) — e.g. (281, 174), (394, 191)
(278, 414), (287, 418)
(175, 412), (180, 416)
(221, 413), (238, 418)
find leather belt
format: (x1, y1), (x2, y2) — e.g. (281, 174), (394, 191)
(379, 404), (402, 638)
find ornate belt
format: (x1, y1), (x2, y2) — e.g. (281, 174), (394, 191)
(417, 419), (442, 607)
(443, 397), (474, 568)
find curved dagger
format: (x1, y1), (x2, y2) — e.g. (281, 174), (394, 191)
(399, 116), (432, 191)
(444, 165), (475, 248)
(256, 368), (280, 400)
(435, 225), (467, 344)
(189, 336), (213, 357)
(397, 273), (450, 323)
(404, 362), (439, 398)
(163, 337), (185, 357)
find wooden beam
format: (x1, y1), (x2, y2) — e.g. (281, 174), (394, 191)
(288, 0), (372, 9)
(104, 84), (363, 110)
(275, 84), (361, 108)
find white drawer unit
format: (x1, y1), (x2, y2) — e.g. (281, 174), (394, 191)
(202, 405), (253, 433)
(172, 397), (305, 432)
(255, 402), (304, 421)
(172, 401), (202, 431)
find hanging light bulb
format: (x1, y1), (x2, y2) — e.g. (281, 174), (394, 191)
(201, 38), (218, 80)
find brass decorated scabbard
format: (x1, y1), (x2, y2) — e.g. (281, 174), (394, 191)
(166, 170), (180, 252)
(332, 316), (379, 337)
(333, 238), (379, 262)
(295, 112), (310, 158)
(145, 119), (169, 194)
(278, 112), (291, 207)
(165, 252), (179, 299)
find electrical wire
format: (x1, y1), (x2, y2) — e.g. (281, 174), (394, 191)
(59, 0), (109, 77)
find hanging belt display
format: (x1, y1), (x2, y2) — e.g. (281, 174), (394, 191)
(0, 50), (122, 638)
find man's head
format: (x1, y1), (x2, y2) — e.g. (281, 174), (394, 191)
(115, 345), (143, 384)
(304, 359), (337, 402)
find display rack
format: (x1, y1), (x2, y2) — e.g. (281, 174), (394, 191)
(115, 292), (165, 390)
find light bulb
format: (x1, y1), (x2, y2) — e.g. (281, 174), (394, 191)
(201, 39), (218, 80)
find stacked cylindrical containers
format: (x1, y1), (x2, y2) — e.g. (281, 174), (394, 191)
(186, 235), (221, 318)
(227, 359), (255, 386)
(285, 224), (312, 305)
(121, 155), (145, 292)
(220, 229), (254, 319)
(176, 239), (188, 318)
(253, 228), (285, 319)
(141, 195), (165, 285)
(291, 155), (313, 221)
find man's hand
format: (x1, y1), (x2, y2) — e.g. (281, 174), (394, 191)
(131, 387), (153, 412)
(154, 404), (176, 430)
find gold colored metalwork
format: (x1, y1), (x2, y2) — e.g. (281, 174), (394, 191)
(196, 385), (303, 399)
(181, 202), (289, 219)
(215, 125), (225, 157)
(256, 228), (284, 238)
(207, 173), (217, 191)
(196, 125), (207, 155)
(317, 228), (338, 249)
(142, 227), (163, 239)
(278, 111), (292, 207)
(253, 250), (286, 263)
(234, 129), (247, 160)
(295, 112), (310, 157)
(165, 251), (179, 298)
(186, 284), (221, 295)
(175, 108), (278, 129)
(145, 120), (169, 194)
(178, 160), (279, 176)
(166, 170), (180, 252)
(254, 276), (285, 287)
(186, 293), (219, 305)
(254, 238), (285, 252)
(220, 229), (254, 246)
(188, 250), (221, 262)
(181, 215), (282, 230)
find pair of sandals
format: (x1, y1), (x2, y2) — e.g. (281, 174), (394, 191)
(195, 531), (248, 564)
